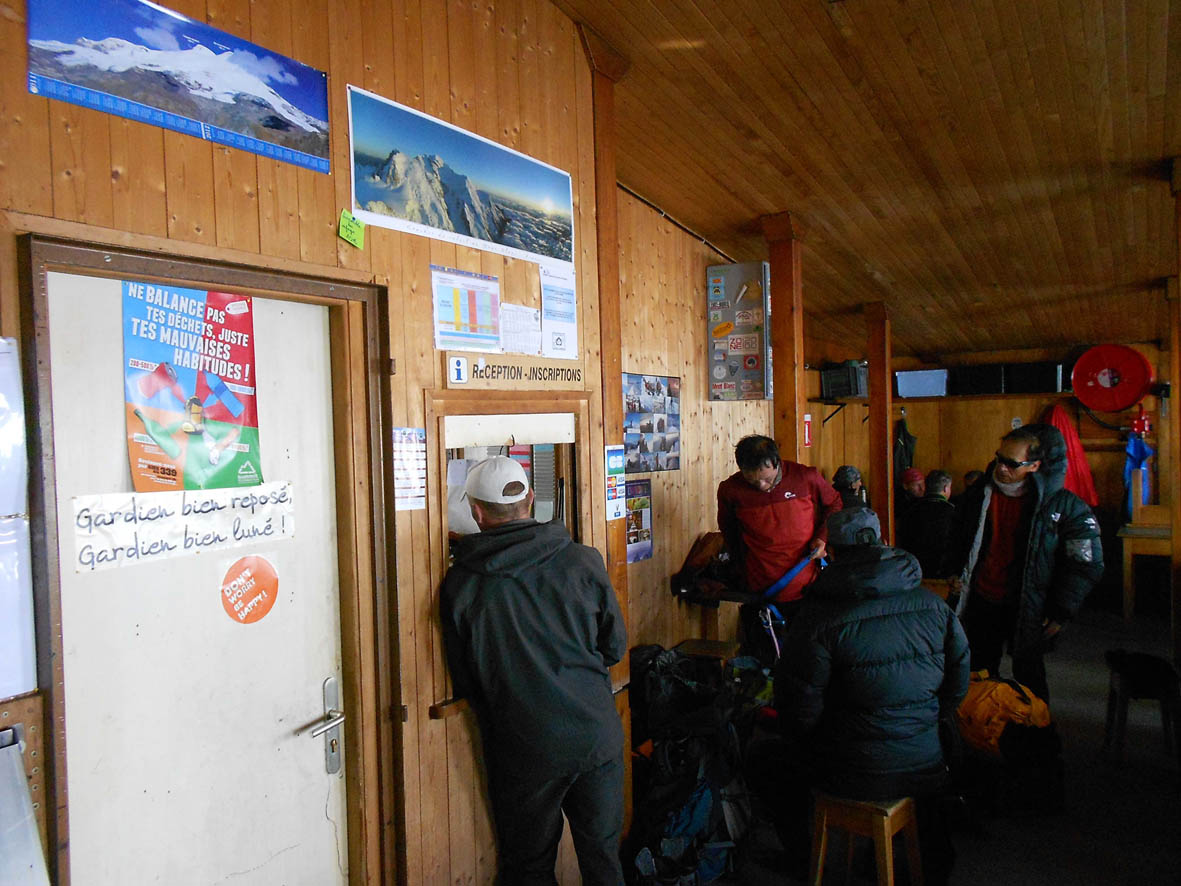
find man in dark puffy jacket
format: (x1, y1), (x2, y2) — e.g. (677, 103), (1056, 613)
(949, 424), (1104, 702)
(750, 508), (969, 882)
(440, 456), (627, 885)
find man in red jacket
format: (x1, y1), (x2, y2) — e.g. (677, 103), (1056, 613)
(717, 435), (842, 606)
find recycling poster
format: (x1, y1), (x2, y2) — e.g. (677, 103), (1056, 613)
(122, 280), (263, 491)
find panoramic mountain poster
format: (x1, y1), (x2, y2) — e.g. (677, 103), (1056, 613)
(348, 85), (575, 269)
(27, 0), (330, 173)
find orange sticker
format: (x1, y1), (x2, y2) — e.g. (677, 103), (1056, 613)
(712, 321), (735, 338)
(220, 555), (279, 624)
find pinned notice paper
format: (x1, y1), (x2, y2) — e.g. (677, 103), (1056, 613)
(338, 209), (366, 249)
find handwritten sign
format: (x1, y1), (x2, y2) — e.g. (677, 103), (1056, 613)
(72, 481), (295, 573)
(338, 209), (365, 249)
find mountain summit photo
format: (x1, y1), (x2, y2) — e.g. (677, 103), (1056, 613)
(27, 0), (330, 172)
(348, 86), (574, 266)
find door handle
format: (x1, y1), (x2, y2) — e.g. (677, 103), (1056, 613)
(309, 710), (346, 738)
(298, 677), (343, 774)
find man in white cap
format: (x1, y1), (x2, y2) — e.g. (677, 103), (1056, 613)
(440, 456), (627, 885)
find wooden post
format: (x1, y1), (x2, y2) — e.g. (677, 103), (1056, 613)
(578, 23), (634, 827)
(760, 212), (806, 463)
(1170, 156), (1180, 661)
(864, 302), (894, 543)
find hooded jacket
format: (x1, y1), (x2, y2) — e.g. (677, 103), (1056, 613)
(440, 519), (626, 779)
(949, 424), (1104, 654)
(776, 546), (970, 798)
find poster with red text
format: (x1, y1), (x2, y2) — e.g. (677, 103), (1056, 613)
(122, 280), (263, 491)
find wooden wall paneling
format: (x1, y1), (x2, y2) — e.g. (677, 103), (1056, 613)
(331, 0), (372, 273)
(48, 104), (114, 229)
(109, 119), (168, 239)
(447, 0), (479, 138)
(495, 0), (522, 150)
(472, 0), (502, 142)
(153, 0), (215, 246)
(516, 0), (543, 159)
(251, 0), (300, 260)
(393, 0), (427, 111)
(0, 3), (52, 220)
(292, 0), (338, 268)
(207, 0), (260, 254)
(361, 0), (398, 100)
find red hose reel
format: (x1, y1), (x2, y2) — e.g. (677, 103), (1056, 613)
(1070, 344), (1155, 413)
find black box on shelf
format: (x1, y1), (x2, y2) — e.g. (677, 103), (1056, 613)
(820, 361), (868, 399)
(1004, 361), (1064, 394)
(948, 364), (1005, 395)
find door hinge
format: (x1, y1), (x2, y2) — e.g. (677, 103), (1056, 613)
(389, 358), (397, 375)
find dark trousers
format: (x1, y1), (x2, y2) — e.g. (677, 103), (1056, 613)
(488, 754), (625, 886)
(962, 594), (1050, 702)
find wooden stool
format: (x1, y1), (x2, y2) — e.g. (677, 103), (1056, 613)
(810, 792), (923, 886)
(1102, 649), (1181, 763)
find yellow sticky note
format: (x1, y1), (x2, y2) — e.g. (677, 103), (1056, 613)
(338, 209), (365, 249)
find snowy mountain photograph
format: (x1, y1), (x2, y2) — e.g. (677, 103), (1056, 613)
(348, 86), (574, 265)
(27, 0), (329, 171)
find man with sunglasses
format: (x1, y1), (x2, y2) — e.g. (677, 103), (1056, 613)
(949, 424), (1103, 701)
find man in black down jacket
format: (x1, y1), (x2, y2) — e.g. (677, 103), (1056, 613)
(948, 424), (1104, 702)
(768, 507), (969, 884)
(440, 456), (627, 886)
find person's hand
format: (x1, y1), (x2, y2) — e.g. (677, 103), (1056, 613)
(809, 538), (827, 560)
(1042, 619), (1062, 640)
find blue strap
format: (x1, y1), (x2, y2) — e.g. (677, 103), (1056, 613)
(761, 555), (816, 600)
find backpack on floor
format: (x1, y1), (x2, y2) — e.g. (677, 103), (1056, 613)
(956, 671), (1051, 757)
(954, 671), (1064, 817)
(628, 708), (750, 885)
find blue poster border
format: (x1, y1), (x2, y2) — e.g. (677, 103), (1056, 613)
(28, 73), (330, 174)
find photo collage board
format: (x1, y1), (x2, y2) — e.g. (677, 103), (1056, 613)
(623, 373), (681, 473)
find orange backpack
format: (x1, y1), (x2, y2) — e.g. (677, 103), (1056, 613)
(956, 670), (1051, 757)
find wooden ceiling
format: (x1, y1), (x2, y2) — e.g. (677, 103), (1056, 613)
(553, 0), (1180, 363)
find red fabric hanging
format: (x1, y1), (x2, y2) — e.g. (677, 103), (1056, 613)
(1043, 404), (1100, 506)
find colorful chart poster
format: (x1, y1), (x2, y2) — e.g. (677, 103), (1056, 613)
(431, 265), (501, 353)
(122, 280), (262, 491)
(27, 0), (330, 173)
(622, 373), (681, 473)
(625, 479), (653, 563)
(392, 427), (427, 511)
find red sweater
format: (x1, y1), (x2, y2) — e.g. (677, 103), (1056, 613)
(972, 487), (1035, 604)
(717, 462), (842, 601)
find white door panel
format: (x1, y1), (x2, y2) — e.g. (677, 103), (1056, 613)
(47, 272), (347, 885)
